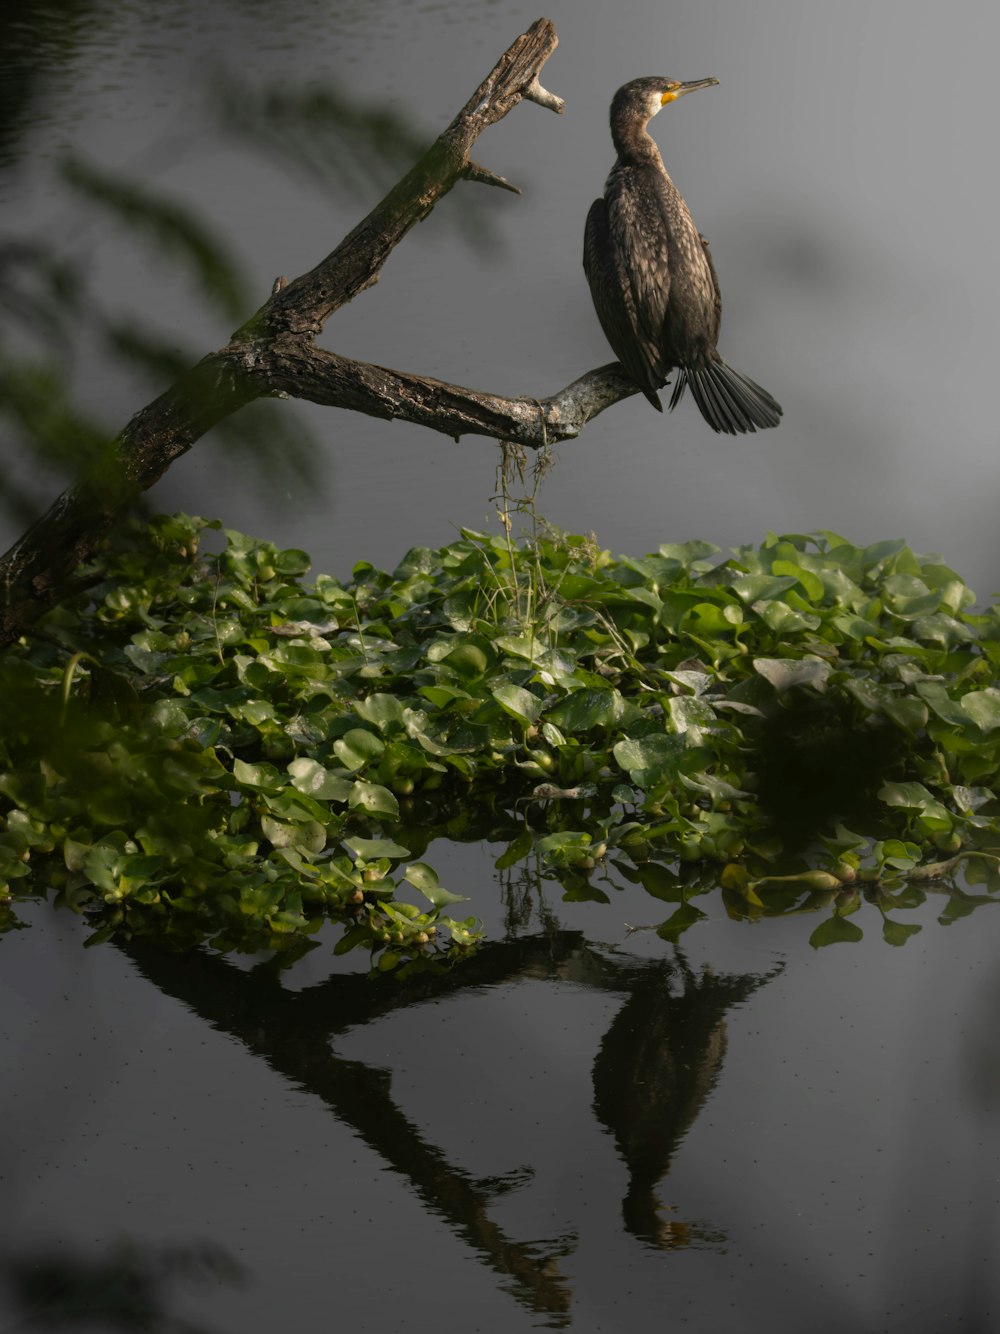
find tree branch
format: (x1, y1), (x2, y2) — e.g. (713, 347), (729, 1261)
(0, 18), (639, 649)
(242, 339), (639, 444)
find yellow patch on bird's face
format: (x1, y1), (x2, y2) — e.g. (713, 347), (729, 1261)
(660, 87), (679, 105)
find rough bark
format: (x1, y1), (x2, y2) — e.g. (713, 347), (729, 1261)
(0, 18), (639, 648)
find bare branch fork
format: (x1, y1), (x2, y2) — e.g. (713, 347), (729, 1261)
(0, 17), (638, 647)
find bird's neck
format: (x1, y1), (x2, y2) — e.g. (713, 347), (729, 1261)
(611, 120), (666, 170)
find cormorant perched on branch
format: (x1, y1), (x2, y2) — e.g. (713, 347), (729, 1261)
(584, 76), (782, 434)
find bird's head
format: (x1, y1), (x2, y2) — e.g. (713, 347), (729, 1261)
(611, 76), (719, 128)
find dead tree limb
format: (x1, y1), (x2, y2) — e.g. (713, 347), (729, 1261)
(0, 18), (639, 649)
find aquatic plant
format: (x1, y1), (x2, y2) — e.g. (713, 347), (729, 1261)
(2, 513), (999, 966)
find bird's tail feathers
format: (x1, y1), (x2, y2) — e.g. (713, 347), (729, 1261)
(669, 360), (782, 435)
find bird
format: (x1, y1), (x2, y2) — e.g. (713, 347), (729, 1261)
(584, 76), (782, 434)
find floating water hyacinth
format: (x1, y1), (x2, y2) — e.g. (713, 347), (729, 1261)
(2, 513), (999, 967)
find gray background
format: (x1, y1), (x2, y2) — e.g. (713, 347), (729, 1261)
(6, 0), (999, 594)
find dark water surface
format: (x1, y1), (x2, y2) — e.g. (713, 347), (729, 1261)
(4, 860), (1000, 1332)
(4, 2), (1000, 1330)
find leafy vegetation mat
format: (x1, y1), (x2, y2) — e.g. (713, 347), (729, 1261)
(3, 514), (1000, 969)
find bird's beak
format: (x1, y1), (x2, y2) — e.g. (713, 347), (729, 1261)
(662, 77), (719, 105)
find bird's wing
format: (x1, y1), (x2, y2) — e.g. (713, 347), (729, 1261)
(607, 167), (673, 368)
(583, 192), (665, 405)
(698, 233), (723, 342)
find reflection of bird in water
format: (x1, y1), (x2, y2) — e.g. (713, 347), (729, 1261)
(592, 951), (780, 1248)
(584, 77), (782, 434)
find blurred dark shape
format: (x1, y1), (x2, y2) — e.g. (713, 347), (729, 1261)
(211, 72), (500, 251)
(0, 151), (321, 528)
(753, 689), (905, 840)
(0, 0), (99, 169)
(3, 1235), (244, 1331)
(592, 949), (780, 1248)
(58, 156), (250, 322)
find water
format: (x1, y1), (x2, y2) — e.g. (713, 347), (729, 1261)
(4, 866), (1000, 1331)
(3, 3), (1000, 1330)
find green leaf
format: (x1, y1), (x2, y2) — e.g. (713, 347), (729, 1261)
(233, 758), (286, 792)
(656, 902), (707, 940)
(261, 816), (326, 854)
(882, 696), (929, 734)
(343, 836), (411, 860)
(546, 686), (624, 733)
(81, 844), (121, 893)
(403, 861), (439, 892)
(333, 728), (385, 770)
(441, 642), (489, 678)
(771, 560), (825, 603)
(534, 831), (592, 857)
(287, 757), (353, 801)
(348, 781), (400, 818)
(754, 657), (832, 693)
(667, 696), (717, 737)
(960, 688), (1000, 732)
(495, 830), (533, 870)
(882, 918), (922, 946)
(612, 734), (684, 782)
(877, 839), (923, 871)
(562, 881), (611, 904)
(492, 683), (542, 725)
(420, 884), (468, 909)
(809, 915), (864, 947)
(731, 573), (799, 603)
(335, 924), (375, 956)
(636, 862), (683, 902)
(355, 693), (406, 732)
(878, 782), (950, 822)
(275, 548), (311, 576)
(681, 602), (745, 636)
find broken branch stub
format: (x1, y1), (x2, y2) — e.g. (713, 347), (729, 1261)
(240, 17), (561, 338)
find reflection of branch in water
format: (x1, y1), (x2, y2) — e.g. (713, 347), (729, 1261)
(499, 855), (561, 939)
(592, 949), (783, 1250)
(119, 934), (596, 1325)
(117, 932), (780, 1321)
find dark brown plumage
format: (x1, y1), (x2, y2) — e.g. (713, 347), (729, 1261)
(584, 76), (782, 434)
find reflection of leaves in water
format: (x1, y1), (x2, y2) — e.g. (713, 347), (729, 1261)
(211, 73), (500, 252)
(592, 950), (781, 1250)
(4, 1236), (244, 1331)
